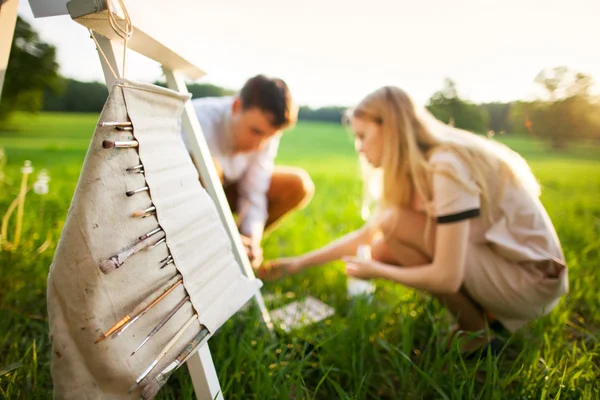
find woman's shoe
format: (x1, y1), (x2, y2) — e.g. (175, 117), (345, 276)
(460, 337), (503, 360)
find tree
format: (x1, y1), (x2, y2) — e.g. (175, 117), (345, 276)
(298, 106), (346, 123)
(187, 83), (234, 98)
(507, 101), (531, 136)
(481, 102), (511, 133)
(153, 81), (235, 98)
(43, 79), (108, 113)
(426, 78), (488, 133)
(527, 66), (600, 148)
(533, 66), (596, 101)
(0, 16), (63, 123)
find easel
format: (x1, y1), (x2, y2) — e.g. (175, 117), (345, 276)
(1, 1), (273, 398)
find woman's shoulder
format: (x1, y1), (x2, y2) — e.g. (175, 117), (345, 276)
(427, 147), (471, 174)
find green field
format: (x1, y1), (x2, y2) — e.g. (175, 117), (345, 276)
(1, 113), (599, 399)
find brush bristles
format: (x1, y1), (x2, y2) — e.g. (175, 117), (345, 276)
(132, 208), (154, 218)
(132, 210), (146, 217)
(99, 259), (117, 274)
(126, 164), (144, 172)
(141, 380), (161, 400)
(141, 373), (170, 400)
(126, 187), (148, 197)
(102, 140), (115, 149)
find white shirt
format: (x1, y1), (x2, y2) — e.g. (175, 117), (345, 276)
(182, 96), (280, 241)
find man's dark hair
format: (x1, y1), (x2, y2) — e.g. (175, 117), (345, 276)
(239, 75), (297, 129)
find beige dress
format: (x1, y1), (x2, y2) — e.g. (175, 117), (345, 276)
(429, 150), (568, 332)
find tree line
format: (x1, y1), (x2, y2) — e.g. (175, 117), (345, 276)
(2, 17), (600, 149)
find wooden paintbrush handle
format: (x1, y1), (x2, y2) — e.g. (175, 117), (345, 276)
(109, 275), (184, 339)
(120, 231), (165, 264)
(102, 231), (165, 270)
(138, 327), (209, 399)
(157, 314), (198, 360)
(151, 296), (189, 336)
(129, 274), (182, 317)
(176, 327), (210, 364)
(131, 316), (198, 389)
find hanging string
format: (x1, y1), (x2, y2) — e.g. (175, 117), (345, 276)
(88, 0), (133, 80)
(106, 0), (132, 39)
(106, 0), (133, 77)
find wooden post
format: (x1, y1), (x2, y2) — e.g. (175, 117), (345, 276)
(0, 0), (19, 99)
(163, 68), (274, 331)
(187, 345), (224, 400)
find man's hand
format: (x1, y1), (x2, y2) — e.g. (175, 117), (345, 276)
(240, 234), (263, 268)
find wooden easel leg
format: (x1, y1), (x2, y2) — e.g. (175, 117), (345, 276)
(91, 37), (225, 400)
(163, 68), (274, 331)
(91, 32), (124, 88)
(0, 0), (19, 99)
(186, 345), (224, 400)
(90, 36), (271, 398)
(163, 68), (278, 400)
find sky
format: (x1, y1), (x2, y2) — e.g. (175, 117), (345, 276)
(15, 0), (600, 107)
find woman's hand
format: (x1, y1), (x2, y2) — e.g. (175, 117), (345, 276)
(343, 257), (381, 280)
(256, 257), (305, 281)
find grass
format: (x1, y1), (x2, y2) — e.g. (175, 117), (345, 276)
(1, 112), (599, 399)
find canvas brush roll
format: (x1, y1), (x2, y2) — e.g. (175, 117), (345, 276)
(47, 79), (261, 399)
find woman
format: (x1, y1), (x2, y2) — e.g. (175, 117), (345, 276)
(260, 86), (568, 353)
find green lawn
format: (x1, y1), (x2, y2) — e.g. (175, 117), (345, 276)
(1, 112), (599, 399)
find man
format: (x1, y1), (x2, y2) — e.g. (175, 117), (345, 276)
(182, 75), (314, 268)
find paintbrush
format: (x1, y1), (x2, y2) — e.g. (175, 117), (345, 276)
(160, 257), (174, 269)
(139, 227), (162, 241)
(93, 274), (182, 344)
(132, 206), (156, 218)
(150, 237), (166, 249)
(99, 230), (165, 274)
(98, 121), (132, 127)
(129, 314), (198, 393)
(140, 327), (210, 400)
(126, 186), (149, 197)
(159, 254), (173, 268)
(131, 295), (190, 356)
(126, 164), (144, 172)
(111, 279), (183, 339)
(102, 140), (139, 149)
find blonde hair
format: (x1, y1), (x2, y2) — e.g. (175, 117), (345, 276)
(348, 86), (540, 224)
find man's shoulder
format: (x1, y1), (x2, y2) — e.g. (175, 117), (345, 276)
(191, 96), (234, 111)
(191, 96), (234, 134)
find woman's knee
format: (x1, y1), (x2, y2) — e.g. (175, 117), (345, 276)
(370, 237), (397, 264)
(378, 208), (400, 240)
(378, 208), (416, 242)
(378, 207), (434, 255)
